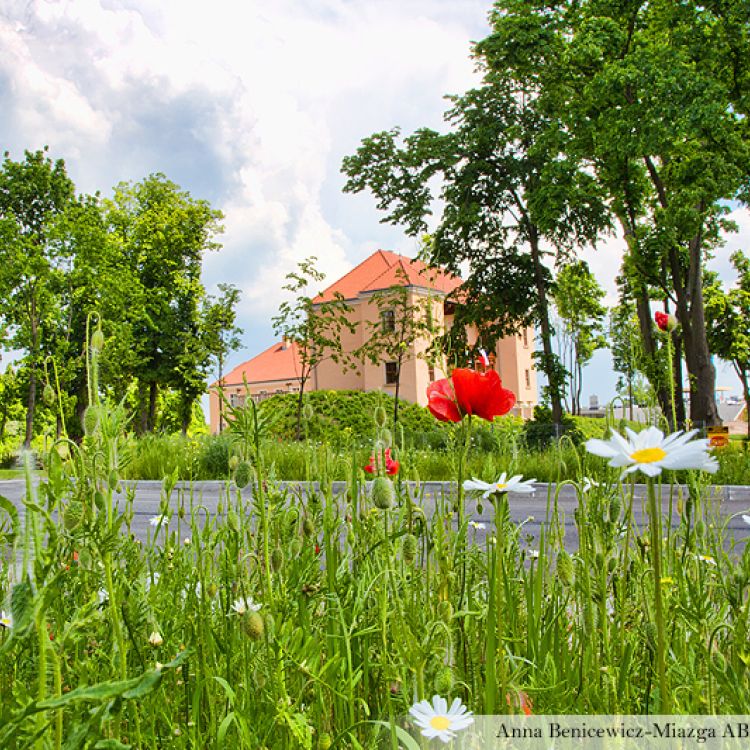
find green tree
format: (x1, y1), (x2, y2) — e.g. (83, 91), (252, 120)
(203, 283), (243, 432)
(705, 251), (750, 438)
(355, 264), (439, 426)
(272, 257), (357, 440)
(0, 148), (75, 447)
(103, 174), (223, 433)
(486, 0), (750, 426)
(552, 261), (606, 415)
(342, 49), (609, 424)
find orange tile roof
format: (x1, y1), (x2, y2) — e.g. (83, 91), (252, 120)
(215, 340), (301, 386)
(313, 250), (461, 303)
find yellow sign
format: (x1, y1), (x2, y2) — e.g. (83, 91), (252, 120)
(708, 425), (730, 448)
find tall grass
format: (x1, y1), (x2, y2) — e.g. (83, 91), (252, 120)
(1, 386), (749, 746)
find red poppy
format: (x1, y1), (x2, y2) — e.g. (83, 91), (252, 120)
(655, 311), (677, 332)
(363, 447), (399, 475)
(427, 368), (515, 423)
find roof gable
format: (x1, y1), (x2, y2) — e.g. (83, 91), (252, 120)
(216, 340), (301, 387)
(313, 250), (461, 303)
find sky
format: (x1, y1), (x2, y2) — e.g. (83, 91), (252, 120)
(0, 0), (747, 408)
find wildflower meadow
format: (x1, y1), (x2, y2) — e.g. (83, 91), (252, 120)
(1, 350), (749, 749)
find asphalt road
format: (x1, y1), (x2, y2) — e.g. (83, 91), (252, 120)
(2, 479), (750, 553)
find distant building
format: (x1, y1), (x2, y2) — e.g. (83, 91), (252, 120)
(209, 250), (537, 433)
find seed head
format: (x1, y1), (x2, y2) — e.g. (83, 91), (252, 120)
(373, 405), (387, 428)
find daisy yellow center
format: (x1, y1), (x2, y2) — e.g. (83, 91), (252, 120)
(630, 447), (666, 464)
(495, 482), (507, 491)
(430, 716), (451, 731)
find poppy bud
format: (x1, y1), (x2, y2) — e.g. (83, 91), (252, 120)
(62, 500), (84, 531)
(243, 611), (265, 641)
(556, 551), (574, 586)
(402, 533), (418, 564)
(207, 583), (218, 599)
(437, 600), (453, 624)
(43, 383), (55, 407)
(644, 622), (657, 652)
(228, 455), (240, 472)
(379, 428), (393, 447)
(234, 461), (252, 489)
(318, 733), (333, 750)
(83, 406), (99, 435)
(290, 538), (303, 557)
(654, 311), (678, 332)
(302, 517), (315, 537)
(303, 403), (315, 421)
(253, 667), (267, 688)
(373, 406), (387, 428)
(148, 631), (163, 647)
(90, 327), (105, 353)
(271, 546), (283, 572)
(227, 511), (240, 533)
(371, 477), (395, 510)
(609, 496), (621, 522)
(56, 442), (70, 461)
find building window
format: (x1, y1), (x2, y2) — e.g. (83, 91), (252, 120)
(385, 361), (398, 385)
(522, 328), (529, 348)
(525, 369), (531, 388)
(381, 309), (396, 333)
(428, 364), (435, 383)
(230, 393), (246, 408)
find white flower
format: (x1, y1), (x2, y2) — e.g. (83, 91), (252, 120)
(0, 610), (12, 629)
(742, 514), (750, 526)
(582, 477), (600, 493)
(148, 631), (163, 647)
(468, 521), (486, 530)
(150, 514), (170, 527)
(409, 695), (473, 744)
(585, 427), (718, 478)
(527, 549), (539, 560)
(230, 596), (262, 615)
(463, 473), (536, 498)
(697, 554), (717, 566)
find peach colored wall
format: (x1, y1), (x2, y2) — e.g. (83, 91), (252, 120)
(209, 378), (299, 433)
(211, 291), (538, 432)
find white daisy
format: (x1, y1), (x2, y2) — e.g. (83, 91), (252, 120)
(468, 521), (486, 530)
(582, 477), (600, 493)
(585, 427), (718, 478)
(742, 514), (750, 526)
(463, 473), (536, 498)
(409, 695), (473, 744)
(0, 610), (12, 629)
(697, 554), (717, 566)
(230, 596), (262, 615)
(150, 514), (170, 527)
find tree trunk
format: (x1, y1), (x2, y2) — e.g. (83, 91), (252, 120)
(393, 361), (401, 427)
(295, 377), (306, 441)
(735, 365), (750, 440)
(528, 226), (563, 423)
(643, 158), (719, 427)
(633, 283), (676, 428)
(24, 300), (39, 449)
(672, 333), (686, 429)
(24, 363), (36, 449)
(148, 381), (158, 433)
